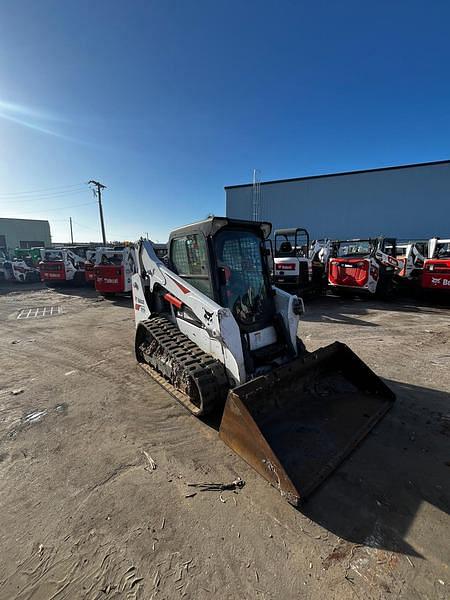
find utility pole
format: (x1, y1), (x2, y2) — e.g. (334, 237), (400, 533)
(88, 180), (107, 245)
(69, 217), (74, 244)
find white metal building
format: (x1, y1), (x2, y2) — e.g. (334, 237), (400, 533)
(225, 160), (450, 239)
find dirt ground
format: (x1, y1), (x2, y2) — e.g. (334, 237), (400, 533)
(0, 282), (448, 600)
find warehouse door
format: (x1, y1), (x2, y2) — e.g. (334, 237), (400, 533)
(19, 240), (45, 249)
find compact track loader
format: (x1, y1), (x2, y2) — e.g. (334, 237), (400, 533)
(94, 246), (136, 296)
(0, 249), (40, 283)
(132, 218), (394, 504)
(39, 247), (88, 285)
(422, 237), (450, 292)
(328, 237), (399, 297)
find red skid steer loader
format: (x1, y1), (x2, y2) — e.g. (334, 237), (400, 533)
(94, 246), (136, 297)
(328, 237), (399, 298)
(422, 237), (450, 292)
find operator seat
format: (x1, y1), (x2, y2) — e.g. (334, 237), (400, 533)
(279, 241), (293, 256)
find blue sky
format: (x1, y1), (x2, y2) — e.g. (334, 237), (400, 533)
(0, 0), (449, 243)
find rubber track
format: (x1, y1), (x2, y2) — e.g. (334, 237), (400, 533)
(137, 315), (229, 416)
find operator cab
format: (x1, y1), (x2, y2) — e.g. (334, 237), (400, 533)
(274, 228), (310, 258)
(42, 249), (64, 262)
(169, 217), (274, 332)
(168, 217), (297, 374)
(272, 227), (326, 294)
(332, 237), (396, 259)
(433, 239), (450, 258)
(333, 238), (372, 258)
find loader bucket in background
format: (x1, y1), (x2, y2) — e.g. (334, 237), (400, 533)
(219, 342), (395, 506)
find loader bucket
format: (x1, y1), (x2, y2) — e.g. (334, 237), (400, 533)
(219, 342), (395, 505)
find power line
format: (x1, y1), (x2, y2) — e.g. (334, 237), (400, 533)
(0, 182), (86, 198)
(72, 220), (99, 232)
(0, 188), (88, 204)
(2, 201), (97, 216)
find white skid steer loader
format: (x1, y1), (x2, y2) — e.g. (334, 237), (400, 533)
(0, 250), (40, 283)
(132, 217), (394, 504)
(273, 228), (330, 295)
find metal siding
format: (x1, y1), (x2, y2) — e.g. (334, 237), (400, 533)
(0, 218), (51, 253)
(225, 163), (450, 239)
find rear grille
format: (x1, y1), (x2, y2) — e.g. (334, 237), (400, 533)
(40, 263), (62, 271)
(425, 264), (450, 274)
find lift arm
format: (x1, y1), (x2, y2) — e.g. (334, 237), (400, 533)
(133, 239), (246, 384)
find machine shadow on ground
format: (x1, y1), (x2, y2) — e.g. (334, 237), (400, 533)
(301, 293), (450, 327)
(47, 284), (100, 299)
(298, 379), (449, 557)
(40, 283), (133, 306)
(97, 294), (133, 307)
(0, 281), (99, 299)
(0, 281), (46, 296)
(204, 377), (449, 558)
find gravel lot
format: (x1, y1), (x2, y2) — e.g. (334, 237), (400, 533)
(0, 283), (448, 600)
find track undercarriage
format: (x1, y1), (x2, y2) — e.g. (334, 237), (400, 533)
(136, 315), (229, 416)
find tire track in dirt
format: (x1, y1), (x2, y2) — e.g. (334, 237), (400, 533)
(0, 540), (146, 600)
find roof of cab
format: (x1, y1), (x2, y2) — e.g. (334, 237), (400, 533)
(168, 216), (272, 241)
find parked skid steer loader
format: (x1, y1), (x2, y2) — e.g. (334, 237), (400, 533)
(132, 218), (394, 504)
(39, 247), (87, 285)
(328, 237), (399, 297)
(94, 246), (136, 296)
(422, 237), (450, 292)
(272, 227), (330, 295)
(0, 250), (40, 283)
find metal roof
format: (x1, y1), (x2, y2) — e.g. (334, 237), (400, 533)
(224, 159), (450, 190)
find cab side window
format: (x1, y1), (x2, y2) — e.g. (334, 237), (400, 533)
(170, 234), (213, 299)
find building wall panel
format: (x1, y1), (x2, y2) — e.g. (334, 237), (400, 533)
(0, 218), (51, 253)
(225, 162), (450, 239)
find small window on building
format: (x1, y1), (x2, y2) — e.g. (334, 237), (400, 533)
(171, 234), (213, 298)
(0, 235), (6, 249)
(19, 241), (45, 249)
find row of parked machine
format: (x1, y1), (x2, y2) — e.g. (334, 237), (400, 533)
(0, 244), (167, 296)
(40, 244), (168, 295)
(0, 247), (42, 283)
(271, 227), (450, 298)
(2, 224), (449, 301)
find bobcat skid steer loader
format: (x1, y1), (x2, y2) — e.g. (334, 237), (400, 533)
(39, 247), (87, 286)
(422, 237), (450, 292)
(132, 218), (394, 504)
(94, 246), (136, 297)
(0, 250), (40, 283)
(328, 237), (399, 298)
(272, 227), (330, 296)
